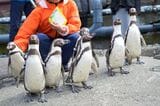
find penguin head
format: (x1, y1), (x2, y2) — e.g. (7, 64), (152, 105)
(113, 18), (121, 34)
(7, 42), (24, 55)
(113, 18), (121, 26)
(28, 34), (39, 50)
(80, 27), (93, 42)
(29, 34), (39, 45)
(7, 42), (16, 51)
(129, 8), (137, 16)
(129, 8), (137, 23)
(112, 18), (122, 37)
(52, 38), (70, 47)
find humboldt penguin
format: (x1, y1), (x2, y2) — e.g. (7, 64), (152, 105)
(79, 27), (99, 75)
(106, 18), (129, 76)
(125, 8), (146, 65)
(7, 42), (25, 86)
(45, 38), (70, 92)
(66, 33), (93, 93)
(24, 35), (46, 103)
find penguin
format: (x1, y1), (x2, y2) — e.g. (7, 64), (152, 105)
(66, 35), (93, 93)
(45, 38), (70, 93)
(24, 34), (46, 103)
(106, 18), (129, 76)
(125, 8), (146, 65)
(79, 27), (99, 75)
(7, 42), (25, 87)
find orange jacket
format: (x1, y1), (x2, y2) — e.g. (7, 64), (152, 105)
(14, 0), (81, 52)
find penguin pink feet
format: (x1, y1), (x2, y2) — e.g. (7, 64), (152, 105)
(70, 85), (81, 93)
(120, 67), (129, 74)
(107, 69), (116, 77)
(38, 93), (47, 103)
(55, 86), (63, 93)
(136, 57), (145, 64)
(82, 82), (93, 89)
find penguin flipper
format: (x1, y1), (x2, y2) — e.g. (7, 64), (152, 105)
(106, 46), (112, 67)
(92, 50), (99, 67)
(91, 61), (98, 77)
(125, 48), (129, 56)
(16, 68), (24, 88)
(7, 57), (12, 75)
(140, 35), (147, 47)
(61, 66), (65, 86)
(37, 50), (45, 67)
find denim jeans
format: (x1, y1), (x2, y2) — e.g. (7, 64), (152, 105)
(9, 1), (33, 41)
(37, 33), (80, 66)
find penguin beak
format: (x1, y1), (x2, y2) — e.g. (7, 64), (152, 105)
(82, 34), (93, 41)
(91, 32), (96, 38)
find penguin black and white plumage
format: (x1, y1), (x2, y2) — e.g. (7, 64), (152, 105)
(79, 27), (99, 75)
(106, 18), (129, 76)
(45, 38), (70, 92)
(7, 42), (25, 86)
(66, 34), (93, 93)
(125, 8), (146, 65)
(24, 35), (46, 103)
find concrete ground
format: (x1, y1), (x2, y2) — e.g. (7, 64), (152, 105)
(0, 51), (160, 106)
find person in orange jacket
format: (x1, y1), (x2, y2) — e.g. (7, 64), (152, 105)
(14, 0), (81, 68)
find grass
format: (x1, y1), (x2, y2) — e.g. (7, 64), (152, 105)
(0, 44), (7, 55)
(0, 24), (9, 34)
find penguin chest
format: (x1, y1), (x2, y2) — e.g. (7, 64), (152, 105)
(9, 53), (25, 78)
(73, 49), (92, 83)
(109, 38), (125, 68)
(126, 25), (141, 58)
(45, 55), (62, 87)
(24, 55), (45, 93)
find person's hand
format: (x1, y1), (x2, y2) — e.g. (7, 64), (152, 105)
(50, 22), (68, 36)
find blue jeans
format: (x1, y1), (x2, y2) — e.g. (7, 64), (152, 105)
(37, 33), (80, 66)
(9, 1), (33, 41)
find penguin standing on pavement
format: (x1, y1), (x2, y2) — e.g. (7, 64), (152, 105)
(79, 27), (99, 75)
(45, 38), (70, 92)
(106, 18), (129, 76)
(24, 35), (46, 103)
(66, 34), (93, 93)
(125, 8), (146, 65)
(7, 42), (25, 86)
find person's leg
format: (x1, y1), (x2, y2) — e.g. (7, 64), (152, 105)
(23, 1), (34, 17)
(112, 8), (130, 37)
(80, 0), (90, 27)
(37, 33), (53, 61)
(37, 33), (79, 65)
(9, 1), (24, 41)
(80, 12), (88, 27)
(61, 33), (80, 66)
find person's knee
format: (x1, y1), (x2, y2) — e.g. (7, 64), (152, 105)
(67, 33), (80, 44)
(37, 33), (48, 40)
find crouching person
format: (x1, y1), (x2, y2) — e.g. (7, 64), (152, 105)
(12, 0), (81, 103)
(14, 0), (81, 69)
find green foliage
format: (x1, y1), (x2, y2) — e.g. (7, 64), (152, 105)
(0, 44), (7, 55)
(0, 24), (9, 34)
